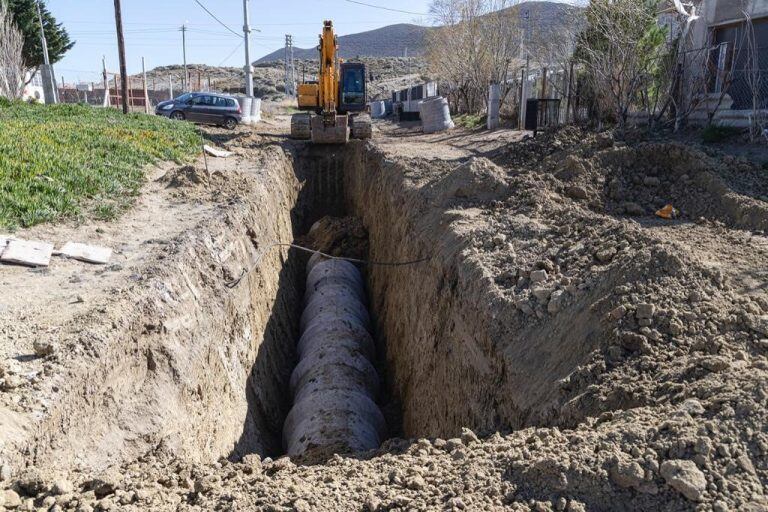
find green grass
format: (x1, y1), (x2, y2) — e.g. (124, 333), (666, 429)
(0, 100), (199, 229)
(453, 113), (486, 129)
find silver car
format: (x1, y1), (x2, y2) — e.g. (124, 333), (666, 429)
(156, 92), (242, 129)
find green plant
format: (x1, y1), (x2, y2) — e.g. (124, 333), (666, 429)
(0, 102), (199, 229)
(454, 113), (485, 129)
(701, 125), (742, 143)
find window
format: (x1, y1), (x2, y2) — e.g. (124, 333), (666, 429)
(341, 66), (365, 105)
(176, 93), (192, 103)
(710, 17), (768, 110)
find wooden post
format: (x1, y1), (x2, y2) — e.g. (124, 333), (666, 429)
(540, 67), (548, 98)
(113, 0), (129, 114)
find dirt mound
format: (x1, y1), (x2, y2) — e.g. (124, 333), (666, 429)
(159, 165), (209, 188)
(300, 216), (368, 260)
(2, 123), (767, 511)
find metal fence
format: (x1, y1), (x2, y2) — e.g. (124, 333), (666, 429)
(683, 42), (768, 112)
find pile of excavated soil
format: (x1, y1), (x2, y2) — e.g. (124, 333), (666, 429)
(299, 216), (369, 261)
(1, 126), (767, 512)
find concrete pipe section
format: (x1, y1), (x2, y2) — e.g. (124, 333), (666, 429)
(283, 257), (385, 456)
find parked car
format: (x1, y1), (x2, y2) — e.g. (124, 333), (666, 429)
(156, 92), (241, 129)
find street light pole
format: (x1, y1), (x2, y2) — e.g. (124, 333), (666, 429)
(243, 0), (253, 96)
(36, 1), (58, 104)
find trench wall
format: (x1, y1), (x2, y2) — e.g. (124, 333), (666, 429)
(9, 147), (303, 473)
(344, 143), (617, 439)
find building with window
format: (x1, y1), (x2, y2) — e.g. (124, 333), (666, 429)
(677, 0), (768, 125)
(21, 71), (44, 103)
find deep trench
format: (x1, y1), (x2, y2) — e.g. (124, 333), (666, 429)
(234, 143), (399, 460)
(223, 140), (608, 463)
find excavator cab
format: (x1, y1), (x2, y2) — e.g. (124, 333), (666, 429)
(339, 62), (366, 113)
(290, 21), (372, 144)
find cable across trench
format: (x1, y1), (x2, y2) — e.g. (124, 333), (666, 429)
(282, 253), (386, 456)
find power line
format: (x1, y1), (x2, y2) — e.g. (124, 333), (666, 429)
(192, 0), (241, 37)
(218, 41), (244, 66)
(342, 0), (432, 16)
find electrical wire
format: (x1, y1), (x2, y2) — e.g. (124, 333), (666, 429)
(191, 0), (242, 37)
(226, 243), (430, 288)
(342, 0), (432, 16)
(218, 41), (244, 66)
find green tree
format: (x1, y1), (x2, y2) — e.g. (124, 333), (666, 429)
(6, 0), (73, 70)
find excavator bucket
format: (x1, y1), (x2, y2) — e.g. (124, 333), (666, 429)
(310, 114), (349, 144)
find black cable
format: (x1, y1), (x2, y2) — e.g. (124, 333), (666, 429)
(225, 242), (430, 288)
(218, 41), (244, 66)
(192, 0), (242, 37)
(342, 0), (432, 16)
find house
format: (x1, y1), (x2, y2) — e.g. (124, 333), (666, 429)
(674, 0), (768, 126)
(21, 71), (44, 103)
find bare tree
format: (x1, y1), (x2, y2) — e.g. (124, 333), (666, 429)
(577, 0), (667, 130)
(427, 0), (522, 114)
(742, 10), (765, 140)
(0, 0), (25, 100)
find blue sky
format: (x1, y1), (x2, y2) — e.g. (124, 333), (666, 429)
(48, 0), (578, 85)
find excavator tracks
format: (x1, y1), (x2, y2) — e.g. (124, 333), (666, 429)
(290, 113), (311, 140)
(351, 114), (372, 140)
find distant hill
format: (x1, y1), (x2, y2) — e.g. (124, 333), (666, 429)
(254, 1), (578, 63)
(255, 23), (429, 63)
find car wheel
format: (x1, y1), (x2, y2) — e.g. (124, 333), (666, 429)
(170, 111), (185, 121)
(224, 117), (237, 130)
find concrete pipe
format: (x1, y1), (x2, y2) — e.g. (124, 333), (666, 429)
(304, 274), (366, 303)
(284, 407), (384, 456)
(370, 100), (386, 118)
(283, 257), (384, 456)
(297, 321), (375, 360)
(300, 294), (370, 332)
(250, 98), (262, 124)
(291, 360), (380, 404)
(290, 345), (380, 400)
(420, 96), (454, 134)
(284, 389), (387, 440)
(306, 259), (364, 286)
(236, 96), (253, 125)
(283, 389), (386, 456)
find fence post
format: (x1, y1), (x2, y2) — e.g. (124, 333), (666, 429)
(487, 82), (500, 130)
(142, 57), (150, 114)
(102, 56), (110, 107)
(566, 60), (574, 124)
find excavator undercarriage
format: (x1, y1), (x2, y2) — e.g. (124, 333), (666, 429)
(289, 20), (372, 144)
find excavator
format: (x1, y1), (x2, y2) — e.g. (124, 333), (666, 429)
(290, 21), (372, 144)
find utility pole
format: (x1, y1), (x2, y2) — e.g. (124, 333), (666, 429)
(36, 1), (58, 104)
(243, 0), (253, 97)
(284, 34), (295, 97)
(180, 24), (188, 92)
(113, 0), (128, 114)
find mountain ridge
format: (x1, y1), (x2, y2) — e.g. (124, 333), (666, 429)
(254, 1), (578, 63)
